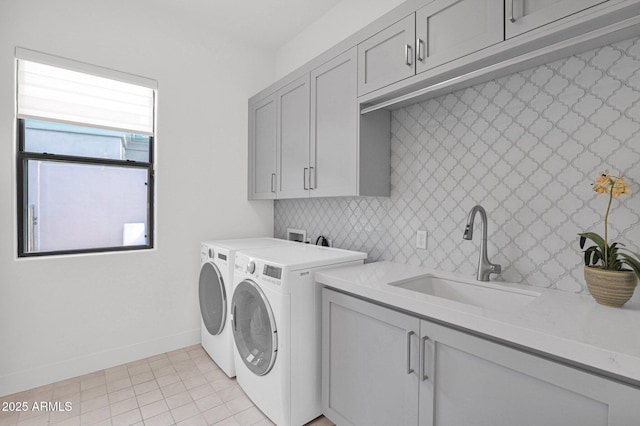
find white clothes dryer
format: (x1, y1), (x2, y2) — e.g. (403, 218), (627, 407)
(231, 244), (366, 426)
(199, 238), (294, 377)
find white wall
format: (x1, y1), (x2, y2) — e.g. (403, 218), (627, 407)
(0, 0), (275, 396)
(275, 0), (405, 78)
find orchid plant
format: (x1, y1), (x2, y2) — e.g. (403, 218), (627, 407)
(579, 171), (640, 279)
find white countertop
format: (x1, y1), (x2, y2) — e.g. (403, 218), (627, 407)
(316, 261), (640, 384)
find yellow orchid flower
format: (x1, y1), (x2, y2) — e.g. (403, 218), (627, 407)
(592, 171), (630, 198)
(612, 177), (630, 197)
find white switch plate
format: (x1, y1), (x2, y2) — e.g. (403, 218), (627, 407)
(416, 230), (427, 249)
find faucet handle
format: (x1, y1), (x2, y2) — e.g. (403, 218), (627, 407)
(491, 263), (502, 275)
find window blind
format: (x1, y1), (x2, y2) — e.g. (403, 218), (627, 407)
(17, 59), (155, 135)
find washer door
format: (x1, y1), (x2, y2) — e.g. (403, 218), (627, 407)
(199, 262), (226, 336)
(231, 279), (277, 376)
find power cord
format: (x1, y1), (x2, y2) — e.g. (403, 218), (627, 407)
(315, 235), (329, 247)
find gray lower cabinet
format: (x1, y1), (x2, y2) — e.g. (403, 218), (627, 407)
(506, 0), (608, 39)
(415, 0), (503, 73)
(322, 288), (640, 426)
(322, 288), (420, 426)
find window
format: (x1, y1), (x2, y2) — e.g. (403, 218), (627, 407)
(16, 49), (156, 257)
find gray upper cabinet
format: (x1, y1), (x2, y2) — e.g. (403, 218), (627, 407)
(415, 0), (503, 73)
(310, 49), (358, 198)
(358, 0), (505, 96)
(250, 0), (630, 199)
(249, 48), (390, 200)
(277, 75), (310, 199)
(506, 0), (608, 39)
(248, 95), (277, 200)
(248, 77), (309, 200)
(357, 14), (416, 96)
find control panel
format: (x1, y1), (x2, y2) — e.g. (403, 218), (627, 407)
(263, 264), (282, 280)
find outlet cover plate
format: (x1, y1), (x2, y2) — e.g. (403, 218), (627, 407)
(416, 230), (427, 249)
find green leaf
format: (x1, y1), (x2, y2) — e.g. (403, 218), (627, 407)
(620, 247), (640, 262)
(579, 235), (586, 249)
(619, 252), (640, 280)
(583, 246), (603, 266)
(578, 232), (607, 253)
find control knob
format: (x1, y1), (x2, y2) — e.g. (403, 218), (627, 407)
(247, 261), (256, 274)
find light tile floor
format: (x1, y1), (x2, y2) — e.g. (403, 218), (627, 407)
(0, 345), (334, 426)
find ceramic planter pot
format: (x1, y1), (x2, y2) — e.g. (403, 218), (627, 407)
(584, 266), (638, 307)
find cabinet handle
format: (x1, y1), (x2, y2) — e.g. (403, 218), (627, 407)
(416, 38), (424, 62)
(271, 173), (276, 193)
(303, 168), (309, 190)
(309, 166), (315, 190)
(510, 0), (516, 23)
(404, 44), (412, 66)
(406, 331), (415, 375)
(421, 335), (430, 381)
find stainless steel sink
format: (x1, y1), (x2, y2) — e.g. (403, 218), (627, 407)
(389, 274), (540, 314)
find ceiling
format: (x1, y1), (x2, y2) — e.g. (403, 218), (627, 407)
(151, 0), (344, 50)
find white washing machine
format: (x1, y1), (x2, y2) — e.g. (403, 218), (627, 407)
(231, 244), (367, 426)
(199, 238), (294, 378)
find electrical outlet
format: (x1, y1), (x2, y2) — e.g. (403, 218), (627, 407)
(416, 230), (427, 249)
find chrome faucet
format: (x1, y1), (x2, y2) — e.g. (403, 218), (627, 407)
(463, 205), (502, 282)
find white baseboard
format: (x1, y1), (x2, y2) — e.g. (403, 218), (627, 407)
(0, 328), (200, 397)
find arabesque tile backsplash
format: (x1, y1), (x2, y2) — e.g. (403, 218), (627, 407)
(275, 36), (640, 294)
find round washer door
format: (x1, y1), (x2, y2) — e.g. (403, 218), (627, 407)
(231, 279), (277, 376)
(199, 262), (226, 336)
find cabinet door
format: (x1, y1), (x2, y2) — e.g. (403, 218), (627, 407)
(248, 95), (277, 200)
(506, 0), (608, 39)
(322, 289), (420, 426)
(419, 320), (640, 426)
(357, 14), (416, 96)
(277, 75), (310, 199)
(416, 0), (503, 74)
(310, 48), (358, 198)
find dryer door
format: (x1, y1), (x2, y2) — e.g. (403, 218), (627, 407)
(231, 279), (278, 376)
(199, 262), (227, 336)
